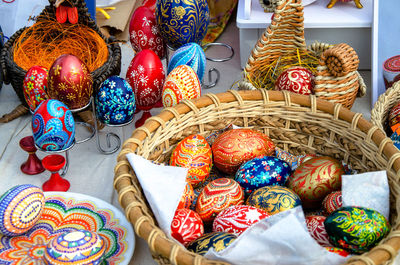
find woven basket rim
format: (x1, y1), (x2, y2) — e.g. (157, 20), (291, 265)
(115, 90), (400, 265)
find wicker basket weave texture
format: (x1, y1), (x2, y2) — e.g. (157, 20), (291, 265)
(114, 90), (400, 265)
(0, 0), (121, 107)
(240, 0), (366, 110)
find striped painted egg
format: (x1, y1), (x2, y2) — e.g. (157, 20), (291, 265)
(186, 232), (236, 255)
(168, 43), (206, 81)
(322, 191), (342, 215)
(162, 65), (201, 107)
(0, 184), (45, 236)
(171, 208), (204, 246)
(177, 182), (195, 209)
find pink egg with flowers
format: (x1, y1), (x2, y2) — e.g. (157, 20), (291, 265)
(23, 66), (49, 112)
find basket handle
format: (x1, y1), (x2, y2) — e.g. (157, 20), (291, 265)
(319, 43), (360, 77)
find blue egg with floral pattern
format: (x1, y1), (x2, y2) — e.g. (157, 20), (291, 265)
(235, 156), (292, 197)
(168, 43), (206, 81)
(95, 76), (136, 125)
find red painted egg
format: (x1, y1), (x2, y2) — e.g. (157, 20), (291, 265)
(177, 182), (195, 209)
(195, 178), (244, 223)
(275, 66), (314, 95)
(325, 246), (350, 257)
(322, 191), (342, 215)
(170, 134), (212, 187)
(162, 65), (201, 107)
(126, 49), (165, 110)
(129, 6), (165, 59)
(171, 208), (204, 246)
(212, 129), (276, 175)
(389, 101), (400, 129)
(48, 54), (93, 110)
(23, 66), (49, 112)
(213, 205), (269, 236)
(306, 215), (331, 247)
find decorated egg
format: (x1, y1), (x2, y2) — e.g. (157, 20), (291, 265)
(23, 66), (49, 112)
(391, 130), (400, 150)
(44, 229), (106, 265)
(170, 134), (212, 187)
(324, 206), (390, 254)
(0, 184), (45, 236)
(275, 66), (314, 95)
(155, 0), (210, 50)
(275, 147), (302, 170)
(32, 99), (75, 151)
(235, 156), (292, 197)
(246, 186), (301, 215)
(322, 191), (342, 215)
(177, 182), (195, 209)
(324, 247), (350, 257)
(195, 178), (244, 223)
(162, 65), (201, 107)
(212, 129), (276, 175)
(95, 76), (136, 125)
(129, 6), (165, 58)
(171, 208), (204, 246)
(305, 215), (331, 247)
(389, 101), (400, 130)
(213, 205), (269, 236)
(186, 232), (236, 255)
(168, 43), (206, 81)
(47, 54), (93, 110)
(191, 172), (220, 211)
(287, 156), (344, 209)
(126, 49), (165, 111)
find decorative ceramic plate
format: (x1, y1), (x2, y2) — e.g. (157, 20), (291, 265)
(0, 192), (135, 265)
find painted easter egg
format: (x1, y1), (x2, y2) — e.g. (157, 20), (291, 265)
(171, 208), (204, 246)
(32, 99), (75, 151)
(95, 76), (136, 125)
(287, 156), (344, 209)
(212, 205), (269, 236)
(48, 54), (93, 110)
(325, 247), (350, 257)
(0, 184), (45, 236)
(162, 65), (201, 107)
(44, 229), (106, 265)
(23, 66), (49, 112)
(186, 232), (236, 255)
(391, 130), (400, 150)
(246, 186), (301, 215)
(322, 191), (342, 215)
(155, 0), (210, 50)
(129, 6), (165, 58)
(324, 206), (390, 254)
(168, 43), (206, 81)
(177, 182), (195, 209)
(275, 66), (314, 95)
(212, 129), (276, 175)
(235, 156), (292, 197)
(170, 134), (212, 187)
(389, 101), (400, 130)
(191, 172), (220, 211)
(306, 215), (331, 247)
(274, 147), (303, 170)
(195, 178), (244, 223)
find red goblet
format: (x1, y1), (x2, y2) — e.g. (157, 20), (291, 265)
(19, 136), (45, 175)
(41, 154), (70, 192)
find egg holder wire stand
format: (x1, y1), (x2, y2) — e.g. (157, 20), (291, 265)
(165, 42), (234, 89)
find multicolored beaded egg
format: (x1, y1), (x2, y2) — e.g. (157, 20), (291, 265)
(186, 232), (236, 255)
(168, 43), (206, 81)
(23, 66), (49, 112)
(171, 208), (204, 246)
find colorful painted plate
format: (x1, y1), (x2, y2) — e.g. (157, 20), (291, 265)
(0, 192), (135, 265)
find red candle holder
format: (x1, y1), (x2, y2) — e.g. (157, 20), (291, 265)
(41, 154), (70, 192)
(135, 110), (153, 128)
(19, 136), (45, 175)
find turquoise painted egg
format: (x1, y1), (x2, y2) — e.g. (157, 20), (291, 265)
(155, 0), (210, 50)
(246, 186), (301, 215)
(235, 156), (292, 197)
(95, 76), (136, 125)
(0, 184), (45, 236)
(32, 99), (75, 151)
(324, 206), (390, 254)
(186, 232), (236, 255)
(168, 43), (206, 81)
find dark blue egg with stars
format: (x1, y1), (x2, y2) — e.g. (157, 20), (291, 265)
(235, 156), (292, 197)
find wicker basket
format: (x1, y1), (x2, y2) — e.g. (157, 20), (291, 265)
(239, 0), (366, 110)
(114, 90), (400, 265)
(0, 0), (121, 108)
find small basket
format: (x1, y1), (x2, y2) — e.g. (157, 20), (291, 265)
(114, 90), (400, 265)
(240, 0), (366, 109)
(0, 0), (121, 108)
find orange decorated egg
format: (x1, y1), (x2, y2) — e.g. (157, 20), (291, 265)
(170, 134), (212, 187)
(287, 156), (344, 209)
(171, 208), (204, 246)
(23, 66), (49, 112)
(212, 129), (276, 175)
(162, 65), (201, 107)
(177, 182), (195, 209)
(195, 178), (244, 223)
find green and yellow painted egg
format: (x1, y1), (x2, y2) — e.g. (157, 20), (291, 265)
(186, 232), (236, 255)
